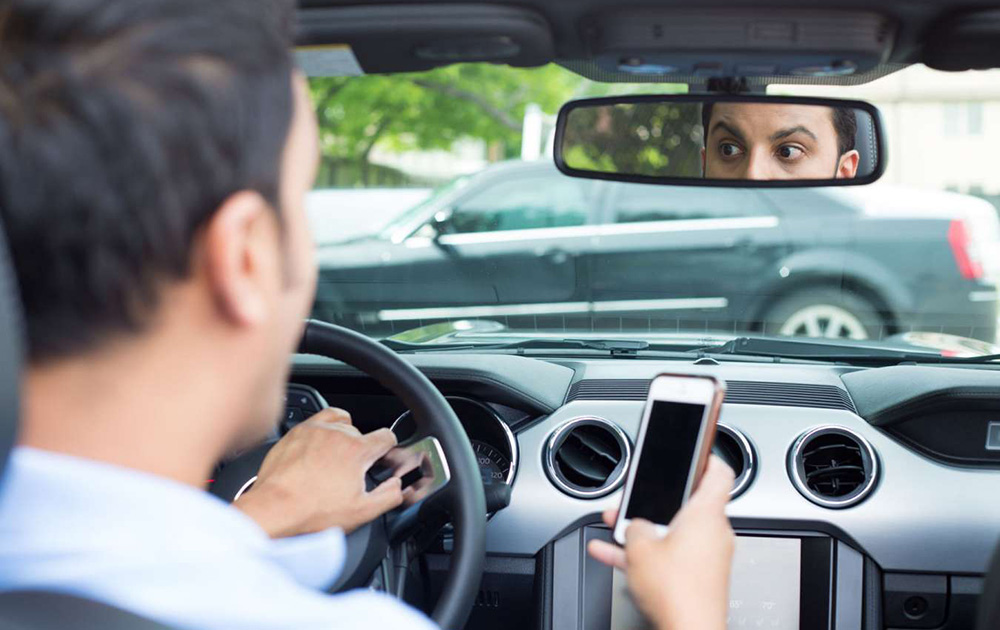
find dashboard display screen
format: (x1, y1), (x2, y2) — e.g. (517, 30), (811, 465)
(610, 536), (802, 630)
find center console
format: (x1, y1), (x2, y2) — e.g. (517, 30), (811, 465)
(545, 526), (865, 630)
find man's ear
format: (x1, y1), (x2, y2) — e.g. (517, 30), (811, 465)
(201, 191), (280, 327)
(837, 150), (860, 179)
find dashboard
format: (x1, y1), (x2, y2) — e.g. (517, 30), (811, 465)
(274, 352), (1000, 630)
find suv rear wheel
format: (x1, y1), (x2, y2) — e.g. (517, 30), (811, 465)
(762, 288), (885, 341)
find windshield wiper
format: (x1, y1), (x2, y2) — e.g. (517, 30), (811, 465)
(381, 337), (658, 357)
(694, 336), (946, 364)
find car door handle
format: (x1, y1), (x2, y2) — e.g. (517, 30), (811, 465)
(542, 248), (572, 265)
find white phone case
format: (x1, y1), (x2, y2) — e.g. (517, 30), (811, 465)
(613, 373), (724, 545)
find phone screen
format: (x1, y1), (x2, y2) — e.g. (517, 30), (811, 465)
(624, 400), (707, 525)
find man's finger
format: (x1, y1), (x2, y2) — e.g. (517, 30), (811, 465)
(314, 421), (363, 438)
(306, 407), (353, 426)
(360, 428), (398, 465)
(588, 539), (627, 570)
(689, 455), (735, 509)
(362, 476), (404, 520)
(625, 518), (660, 545)
(602, 508), (618, 529)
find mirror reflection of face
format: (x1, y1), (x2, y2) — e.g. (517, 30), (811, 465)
(702, 103), (860, 180)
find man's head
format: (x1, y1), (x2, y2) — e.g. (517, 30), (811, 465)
(701, 102), (860, 180)
(0, 0), (319, 448)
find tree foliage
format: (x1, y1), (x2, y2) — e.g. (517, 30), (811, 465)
(309, 63), (689, 186)
(310, 64), (577, 185)
(562, 102), (703, 178)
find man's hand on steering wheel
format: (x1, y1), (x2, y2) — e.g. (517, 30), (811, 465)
(234, 408), (404, 538)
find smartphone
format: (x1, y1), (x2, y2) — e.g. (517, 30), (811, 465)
(371, 436), (451, 507)
(613, 373), (726, 544)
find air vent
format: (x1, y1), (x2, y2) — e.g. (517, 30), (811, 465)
(714, 424), (756, 499)
(788, 426), (879, 508)
(566, 379), (856, 412)
(545, 417), (631, 499)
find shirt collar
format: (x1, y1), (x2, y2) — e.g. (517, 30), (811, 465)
(0, 446), (346, 590)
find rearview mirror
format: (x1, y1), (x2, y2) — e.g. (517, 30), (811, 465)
(554, 95), (885, 187)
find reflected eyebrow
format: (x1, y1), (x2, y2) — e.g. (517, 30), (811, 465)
(708, 120), (746, 144)
(770, 125), (817, 142)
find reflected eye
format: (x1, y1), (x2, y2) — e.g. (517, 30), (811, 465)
(777, 145), (805, 160)
(718, 142), (744, 159)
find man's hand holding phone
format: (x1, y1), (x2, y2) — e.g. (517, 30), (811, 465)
(588, 456), (736, 630)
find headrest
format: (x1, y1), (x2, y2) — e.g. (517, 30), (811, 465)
(854, 109), (878, 177)
(0, 216), (23, 477)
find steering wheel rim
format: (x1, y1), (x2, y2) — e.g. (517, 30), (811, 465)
(299, 320), (486, 628)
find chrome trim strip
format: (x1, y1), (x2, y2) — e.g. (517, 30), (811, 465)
(495, 406), (520, 486)
(233, 475), (257, 502)
(544, 416), (632, 499)
(969, 290), (999, 302)
(985, 421), (1000, 451)
(374, 297), (729, 322)
(716, 423), (756, 499)
(435, 216), (780, 246)
(787, 425), (879, 509)
(391, 396), (518, 485)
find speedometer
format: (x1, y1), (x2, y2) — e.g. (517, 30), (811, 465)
(472, 439), (512, 486)
(393, 396), (518, 487)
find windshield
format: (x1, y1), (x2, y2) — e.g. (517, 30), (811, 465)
(377, 174), (470, 241)
(307, 63), (1000, 358)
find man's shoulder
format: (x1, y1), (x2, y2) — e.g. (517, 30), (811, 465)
(163, 566), (440, 630)
(1, 547), (437, 630)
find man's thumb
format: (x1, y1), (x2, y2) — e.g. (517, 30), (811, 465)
(625, 519), (659, 546)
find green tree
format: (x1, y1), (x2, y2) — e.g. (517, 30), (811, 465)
(562, 102), (703, 178)
(309, 62), (690, 187)
(310, 63), (580, 186)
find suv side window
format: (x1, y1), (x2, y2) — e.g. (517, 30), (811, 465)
(611, 183), (770, 224)
(447, 173), (592, 234)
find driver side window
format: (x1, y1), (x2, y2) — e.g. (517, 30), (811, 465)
(447, 173), (591, 234)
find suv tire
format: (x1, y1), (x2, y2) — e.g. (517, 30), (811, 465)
(761, 288), (886, 340)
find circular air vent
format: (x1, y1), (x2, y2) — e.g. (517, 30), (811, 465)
(545, 417), (631, 499)
(714, 424), (756, 499)
(788, 426), (879, 508)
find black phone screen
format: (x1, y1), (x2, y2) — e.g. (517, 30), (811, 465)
(623, 400), (707, 525)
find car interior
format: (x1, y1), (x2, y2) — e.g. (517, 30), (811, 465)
(6, 1), (1000, 630)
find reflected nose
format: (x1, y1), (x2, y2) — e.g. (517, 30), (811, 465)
(744, 151), (772, 181)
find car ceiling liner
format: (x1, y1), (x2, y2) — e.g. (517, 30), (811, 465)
(295, 4), (555, 75)
(569, 9), (899, 87)
(294, 3), (1000, 86)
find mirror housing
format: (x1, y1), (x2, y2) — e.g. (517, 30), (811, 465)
(417, 208), (454, 245)
(431, 208), (454, 239)
(554, 94), (886, 187)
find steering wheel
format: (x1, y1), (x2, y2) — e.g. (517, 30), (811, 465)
(210, 320), (487, 630)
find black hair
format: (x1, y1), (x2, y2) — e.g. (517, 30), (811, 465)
(701, 102), (857, 156)
(0, 0), (297, 362)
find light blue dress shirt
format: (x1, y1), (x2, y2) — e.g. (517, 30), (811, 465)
(0, 447), (438, 630)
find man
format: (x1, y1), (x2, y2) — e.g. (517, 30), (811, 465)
(0, 1), (735, 629)
(702, 102), (860, 180)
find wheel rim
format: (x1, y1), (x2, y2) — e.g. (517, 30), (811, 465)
(778, 304), (869, 340)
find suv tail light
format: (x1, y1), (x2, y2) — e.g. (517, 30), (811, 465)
(948, 219), (985, 280)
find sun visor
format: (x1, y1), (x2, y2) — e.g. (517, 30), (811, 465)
(578, 9), (896, 85)
(296, 4), (554, 75)
(924, 10), (1000, 71)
